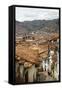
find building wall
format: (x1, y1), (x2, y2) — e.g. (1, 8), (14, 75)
(28, 64), (36, 82)
(19, 64), (24, 78)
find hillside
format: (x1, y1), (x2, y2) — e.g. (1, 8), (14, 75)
(16, 19), (59, 37)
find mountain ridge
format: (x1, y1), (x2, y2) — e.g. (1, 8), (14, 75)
(16, 19), (59, 37)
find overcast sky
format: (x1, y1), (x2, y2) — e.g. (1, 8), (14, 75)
(16, 7), (59, 22)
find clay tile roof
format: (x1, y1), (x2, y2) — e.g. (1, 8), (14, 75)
(49, 33), (59, 41)
(16, 44), (48, 63)
(16, 45), (39, 63)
